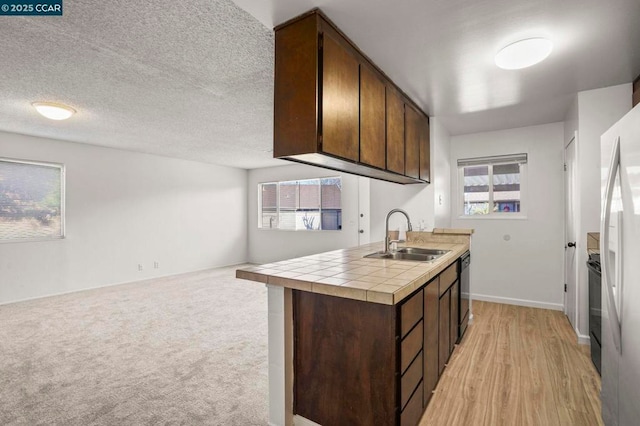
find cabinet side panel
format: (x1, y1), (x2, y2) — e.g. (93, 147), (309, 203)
(274, 15), (319, 157)
(294, 291), (396, 426)
(387, 88), (405, 174)
(360, 64), (386, 169)
(321, 33), (360, 162)
(438, 290), (451, 375)
(419, 116), (430, 182)
(450, 280), (459, 350)
(405, 105), (420, 179)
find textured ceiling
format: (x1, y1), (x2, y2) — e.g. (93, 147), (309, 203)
(0, 0), (282, 169)
(1, 0), (639, 170)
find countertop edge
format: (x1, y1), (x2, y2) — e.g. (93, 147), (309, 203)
(236, 241), (470, 306)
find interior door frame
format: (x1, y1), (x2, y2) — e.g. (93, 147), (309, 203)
(357, 177), (371, 245)
(563, 132), (578, 330)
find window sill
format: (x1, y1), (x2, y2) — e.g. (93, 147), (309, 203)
(457, 215), (528, 221)
(258, 228), (342, 232)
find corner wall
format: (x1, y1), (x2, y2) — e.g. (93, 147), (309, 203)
(450, 123), (565, 310)
(0, 132), (248, 304)
(564, 83), (631, 340)
(432, 118), (452, 228)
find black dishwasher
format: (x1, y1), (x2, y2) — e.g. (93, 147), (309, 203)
(458, 251), (470, 340)
(587, 253), (601, 375)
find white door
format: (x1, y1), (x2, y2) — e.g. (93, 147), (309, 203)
(564, 134), (578, 330)
(358, 177), (370, 245)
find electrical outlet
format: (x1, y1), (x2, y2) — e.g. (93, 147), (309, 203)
(138, 264), (143, 271)
(154, 261), (159, 269)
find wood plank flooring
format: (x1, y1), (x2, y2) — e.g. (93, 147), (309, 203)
(420, 301), (602, 426)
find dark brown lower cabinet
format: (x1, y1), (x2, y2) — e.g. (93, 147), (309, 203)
(438, 289), (450, 375)
(293, 290), (397, 426)
(293, 257), (463, 426)
(423, 277), (439, 406)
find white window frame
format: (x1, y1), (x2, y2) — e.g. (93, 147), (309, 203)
(257, 176), (342, 231)
(0, 157), (66, 243)
(457, 154), (528, 220)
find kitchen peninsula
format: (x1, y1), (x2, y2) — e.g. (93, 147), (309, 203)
(237, 229), (473, 426)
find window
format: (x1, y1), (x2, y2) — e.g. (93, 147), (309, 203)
(458, 154), (527, 217)
(259, 177), (342, 230)
(0, 158), (65, 241)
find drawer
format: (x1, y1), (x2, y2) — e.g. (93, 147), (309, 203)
(401, 320), (423, 373)
(400, 288), (423, 338)
(401, 350), (423, 410)
(401, 380), (424, 426)
(439, 262), (457, 297)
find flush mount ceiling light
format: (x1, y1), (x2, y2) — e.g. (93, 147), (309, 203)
(495, 38), (553, 70)
(32, 102), (76, 120)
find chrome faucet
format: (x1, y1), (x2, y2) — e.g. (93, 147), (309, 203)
(385, 208), (413, 253)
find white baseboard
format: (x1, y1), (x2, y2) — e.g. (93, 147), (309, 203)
(294, 415), (321, 426)
(577, 333), (591, 345)
(0, 262), (250, 306)
(471, 293), (564, 311)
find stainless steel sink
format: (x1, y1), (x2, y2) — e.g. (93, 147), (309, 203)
(364, 247), (450, 262)
(395, 247), (450, 256)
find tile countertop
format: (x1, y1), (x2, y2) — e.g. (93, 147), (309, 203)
(236, 230), (472, 305)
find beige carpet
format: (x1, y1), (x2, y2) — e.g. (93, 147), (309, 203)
(0, 265), (268, 425)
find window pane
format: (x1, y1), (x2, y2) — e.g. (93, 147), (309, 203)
(320, 178), (342, 230)
(259, 177), (341, 230)
(463, 166), (489, 215)
(0, 159), (63, 240)
(493, 163), (520, 213)
(260, 183), (278, 228)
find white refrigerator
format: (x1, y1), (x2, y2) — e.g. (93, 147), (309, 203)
(600, 103), (640, 426)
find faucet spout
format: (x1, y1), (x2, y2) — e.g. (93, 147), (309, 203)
(384, 208), (413, 253)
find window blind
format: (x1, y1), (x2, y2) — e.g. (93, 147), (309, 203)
(457, 153), (527, 167)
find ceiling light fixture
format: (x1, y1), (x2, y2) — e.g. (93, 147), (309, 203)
(32, 102), (76, 120)
(495, 38), (553, 70)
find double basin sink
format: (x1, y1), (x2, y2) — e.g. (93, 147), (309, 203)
(365, 247), (450, 262)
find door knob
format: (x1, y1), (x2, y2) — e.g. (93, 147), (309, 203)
(359, 230), (364, 234)
(567, 242), (576, 248)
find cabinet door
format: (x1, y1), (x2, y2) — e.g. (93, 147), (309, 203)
(360, 65), (386, 169)
(419, 115), (430, 182)
(450, 280), (459, 353)
(438, 289), (450, 375)
(423, 277), (439, 406)
(386, 88), (405, 174)
(321, 33), (359, 162)
(404, 105), (420, 179)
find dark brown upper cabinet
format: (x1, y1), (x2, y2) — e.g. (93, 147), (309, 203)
(386, 87), (405, 175)
(274, 9), (430, 185)
(405, 105), (420, 179)
(633, 74), (640, 108)
(321, 33), (360, 162)
(360, 64), (386, 169)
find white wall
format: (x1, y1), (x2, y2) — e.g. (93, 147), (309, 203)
(450, 123), (565, 310)
(432, 117), (451, 228)
(0, 131), (248, 304)
(247, 163), (361, 264)
(369, 117), (452, 241)
(564, 83), (631, 339)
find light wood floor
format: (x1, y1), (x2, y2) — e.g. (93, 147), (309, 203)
(421, 301), (603, 426)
